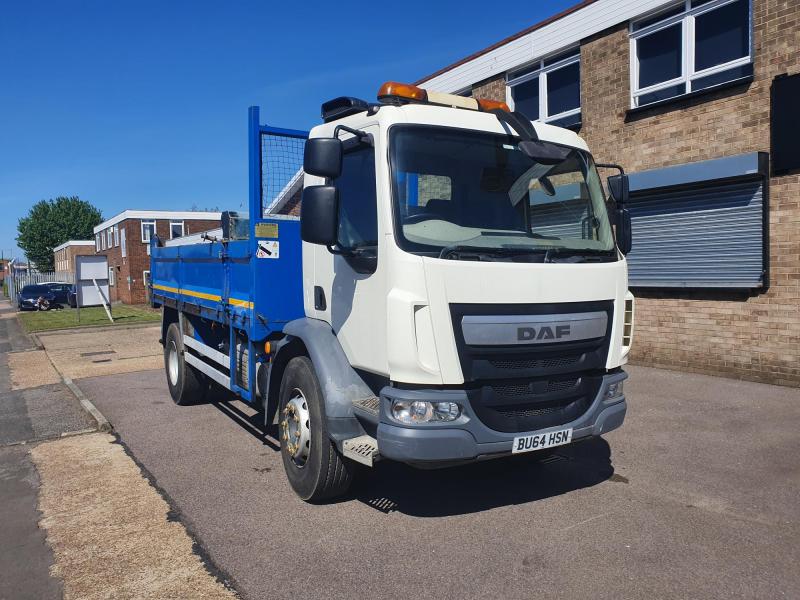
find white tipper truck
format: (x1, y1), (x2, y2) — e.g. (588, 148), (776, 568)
(154, 81), (634, 502)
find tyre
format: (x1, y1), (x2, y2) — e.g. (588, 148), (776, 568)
(278, 356), (354, 502)
(164, 322), (205, 406)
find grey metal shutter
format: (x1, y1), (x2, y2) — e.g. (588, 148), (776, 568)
(626, 179), (764, 288)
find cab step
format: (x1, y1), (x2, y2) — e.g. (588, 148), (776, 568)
(351, 396), (380, 418)
(342, 435), (379, 467)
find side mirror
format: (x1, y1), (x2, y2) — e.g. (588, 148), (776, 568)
(301, 185), (338, 246)
(607, 174), (630, 206)
(616, 208), (632, 255)
(304, 138), (342, 179)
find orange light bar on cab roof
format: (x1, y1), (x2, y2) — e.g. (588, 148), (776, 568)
(477, 98), (510, 112)
(377, 81), (428, 102)
(377, 81), (509, 113)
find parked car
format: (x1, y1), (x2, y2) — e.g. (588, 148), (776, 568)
(67, 284), (77, 308)
(41, 282), (72, 306)
(17, 285), (56, 311)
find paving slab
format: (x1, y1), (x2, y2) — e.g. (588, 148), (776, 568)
(76, 365), (800, 600)
(37, 326), (161, 379)
(6, 350), (62, 390)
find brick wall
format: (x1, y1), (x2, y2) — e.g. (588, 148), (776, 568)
(576, 0), (800, 386)
(471, 75), (506, 101)
(98, 217), (221, 305)
(54, 245), (94, 273)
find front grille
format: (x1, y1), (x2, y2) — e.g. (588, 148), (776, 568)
(494, 378), (579, 397)
(466, 375), (601, 433)
(451, 301), (613, 433)
(494, 405), (561, 419)
(489, 355), (581, 371)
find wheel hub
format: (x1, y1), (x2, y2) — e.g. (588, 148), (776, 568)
(281, 391), (311, 467)
(168, 341), (179, 385)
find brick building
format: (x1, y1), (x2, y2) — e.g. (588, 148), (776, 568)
(416, 0), (799, 386)
(93, 210), (221, 304)
(53, 240), (95, 274)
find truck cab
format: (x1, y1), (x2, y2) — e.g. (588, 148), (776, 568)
(151, 82), (633, 502)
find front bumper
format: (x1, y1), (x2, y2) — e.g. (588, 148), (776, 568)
(376, 370), (627, 464)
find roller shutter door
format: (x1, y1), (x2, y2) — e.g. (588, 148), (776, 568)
(626, 179), (765, 288)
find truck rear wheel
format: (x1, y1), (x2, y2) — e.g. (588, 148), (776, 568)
(278, 356), (354, 502)
(164, 322), (204, 406)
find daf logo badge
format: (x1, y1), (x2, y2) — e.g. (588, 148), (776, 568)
(517, 325), (571, 341)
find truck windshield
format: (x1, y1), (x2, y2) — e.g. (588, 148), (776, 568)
(389, 125), (616, 261)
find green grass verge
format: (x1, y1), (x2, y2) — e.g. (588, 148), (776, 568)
(18, 304), (161, 333)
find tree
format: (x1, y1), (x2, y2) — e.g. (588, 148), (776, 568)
(16, 196), (102, 272)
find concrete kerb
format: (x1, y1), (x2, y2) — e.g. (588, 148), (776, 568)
(62, 377), (112, 433)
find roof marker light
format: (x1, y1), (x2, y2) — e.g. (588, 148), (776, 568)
(477, 98), (511, 112)
(378, 82), (427, 103)
(377, 81), (508, 113)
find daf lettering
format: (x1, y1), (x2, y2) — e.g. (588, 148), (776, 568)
(517, 324), (571, 341)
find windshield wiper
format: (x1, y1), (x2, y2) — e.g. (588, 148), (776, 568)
(544, 247), (617, 263)
(439, 245), (547, 260)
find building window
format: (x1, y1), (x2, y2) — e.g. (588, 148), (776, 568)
(107, 228), (113, 249)
(141, 220), (156, 243)
(121, 227), (127, 258)
(95, 234), (101, 252)
(170, 221), (184, 239)
(630, 0), (752, 108)
(507, 47), (581, 128)
(113, 225), (119, 247)
(101, 231), (106, 250)
(109, 267), (115, 286)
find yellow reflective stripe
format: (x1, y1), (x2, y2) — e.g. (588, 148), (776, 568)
(186, 289), (222, 302)
(152, 283), (251, 309)
(152, 283), (221, 302)
(228, 297), (254, 309)
(152, 283), (179, 294)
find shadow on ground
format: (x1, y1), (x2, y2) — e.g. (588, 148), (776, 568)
(209, 397), (614, 517)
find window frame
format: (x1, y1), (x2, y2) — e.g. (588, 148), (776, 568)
(107, 228), (113, 249)
(113, 224), (119, 247)
(629, 0), (753, 109)
(169, 220), (185, 239)
(95, 234), (101, 252)
(506, 47), (581, 125)
(141, 220), (156, 243)
(108, 267), (115, 287)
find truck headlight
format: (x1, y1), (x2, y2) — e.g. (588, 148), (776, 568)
(605, 381), (624, 400)
(391, 400), (461, 424)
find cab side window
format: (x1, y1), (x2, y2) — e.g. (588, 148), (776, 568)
(335, 147), (378, 250)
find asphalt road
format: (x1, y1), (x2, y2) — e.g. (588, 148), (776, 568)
(78, 365), (800, 600)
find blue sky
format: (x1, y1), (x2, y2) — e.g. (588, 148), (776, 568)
(0, 0), (577, 260)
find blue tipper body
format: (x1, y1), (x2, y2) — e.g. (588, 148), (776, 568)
(149, 106), (308, 403)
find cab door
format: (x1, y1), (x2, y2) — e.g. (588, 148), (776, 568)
(310, 129), (388, 376)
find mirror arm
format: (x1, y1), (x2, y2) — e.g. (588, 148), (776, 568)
(595, 163), (626, 176)
(333, 124), (373, 146)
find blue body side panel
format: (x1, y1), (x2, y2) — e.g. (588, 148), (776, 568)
(150, 219), (304, 341)
(150, 107), (309, 404)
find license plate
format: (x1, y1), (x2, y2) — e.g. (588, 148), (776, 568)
(512, 428), (573, 454)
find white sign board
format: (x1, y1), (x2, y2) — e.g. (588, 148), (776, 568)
(75, 255), (109, 308)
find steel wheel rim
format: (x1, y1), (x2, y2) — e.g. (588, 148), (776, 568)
(281, 389), (311, 467)
(168, 341), (179, 386)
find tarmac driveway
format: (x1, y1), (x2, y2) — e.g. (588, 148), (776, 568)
(76, 365), (800, 600)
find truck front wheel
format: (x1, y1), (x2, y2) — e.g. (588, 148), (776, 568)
(278, 356), (354, 502)
(164, 322), (204, 406)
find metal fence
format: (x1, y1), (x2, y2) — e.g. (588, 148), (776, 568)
(6, 271), (74, 307)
